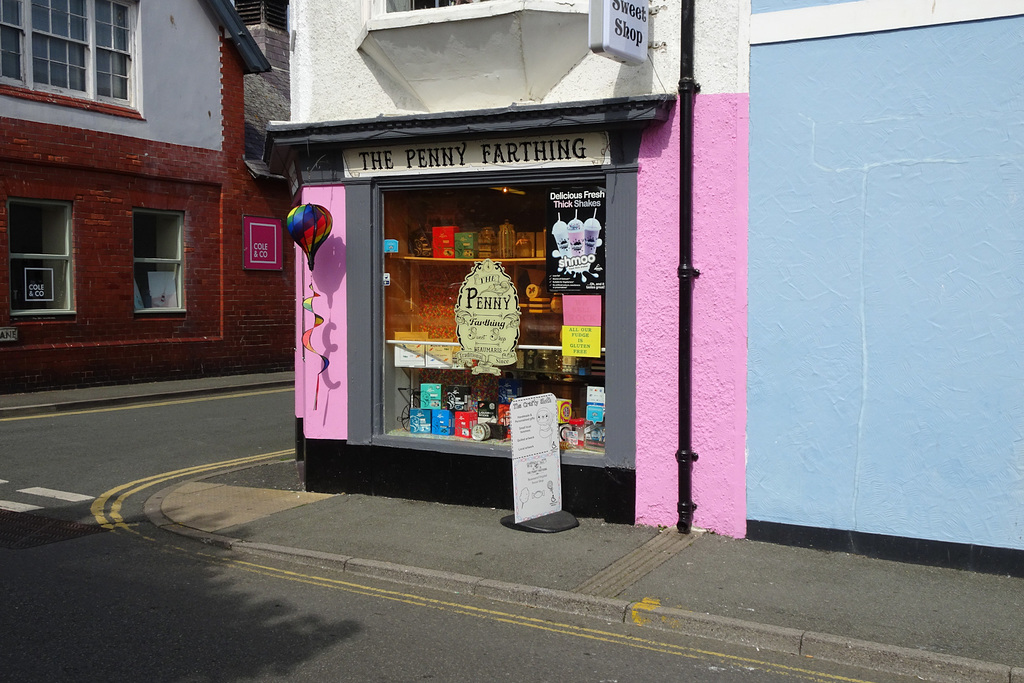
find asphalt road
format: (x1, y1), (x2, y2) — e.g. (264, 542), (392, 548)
(0, 389), (925, 682)
(1, 387), (294, 520)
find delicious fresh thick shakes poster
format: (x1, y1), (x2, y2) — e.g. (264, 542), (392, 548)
(545, 186), (606, 294)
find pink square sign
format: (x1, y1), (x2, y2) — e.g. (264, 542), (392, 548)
(243, 216), (283, 270)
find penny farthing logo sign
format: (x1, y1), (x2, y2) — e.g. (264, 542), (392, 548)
(454, 259), (521, 376)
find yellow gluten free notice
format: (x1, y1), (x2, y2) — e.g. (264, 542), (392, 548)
(561, 325), (601, 357)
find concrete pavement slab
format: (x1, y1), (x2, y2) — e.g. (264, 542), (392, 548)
(216, 492), (660, 593)
(161, 482), (331, 533)
(799, 632), (1012, 683)
(628, 597), (805, 655)
(149, 459), (1024, 683)
(624, 532), (1024, 669)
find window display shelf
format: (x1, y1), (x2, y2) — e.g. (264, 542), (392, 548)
(389, 255), (545, 264)
(377, 432), (609, 465)
(383, 185), (606, 455)
(387, 339), (603, 352)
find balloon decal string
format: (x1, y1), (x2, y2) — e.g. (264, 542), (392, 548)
(301, 284), (329, 410)
(286, 204), (334, 413)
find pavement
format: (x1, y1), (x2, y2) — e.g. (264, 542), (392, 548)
(4, 373), (1023, 683)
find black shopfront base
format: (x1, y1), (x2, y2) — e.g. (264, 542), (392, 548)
(748, 520), (1024, 579)
(301, 435), (636, 525)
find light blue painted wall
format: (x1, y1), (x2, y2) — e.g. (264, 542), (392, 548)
(752, 0), (851, 14)
(747, 18), (1024, 549)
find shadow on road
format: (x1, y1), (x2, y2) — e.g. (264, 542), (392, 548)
(0, 516), (361, 681)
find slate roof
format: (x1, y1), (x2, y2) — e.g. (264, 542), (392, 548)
(201, 0), (273, 74)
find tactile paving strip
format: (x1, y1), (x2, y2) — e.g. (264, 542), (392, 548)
(573, 529), (704, 598)
(0, 509), (108, 549)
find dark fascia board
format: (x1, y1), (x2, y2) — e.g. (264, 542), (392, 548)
(200, 0), (273, 74)
(265, 94), (676, 171)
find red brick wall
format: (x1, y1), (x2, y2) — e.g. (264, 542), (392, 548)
(0, 39), (295, 392)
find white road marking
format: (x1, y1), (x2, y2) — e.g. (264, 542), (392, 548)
(0, 500), (44, 512)
(17, 487), (94, 502)
(0, 479), (8, 484)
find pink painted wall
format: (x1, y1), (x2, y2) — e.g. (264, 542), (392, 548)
(635, 94), (749, 537)
(291, 103), (747, 532)
(295, 185), (349, 440)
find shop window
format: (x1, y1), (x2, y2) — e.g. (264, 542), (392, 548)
(8, 198), (74, 314)
(133, 209), (183, 311)
(1, 0), (135, 105)
(383, 184), (606, 453)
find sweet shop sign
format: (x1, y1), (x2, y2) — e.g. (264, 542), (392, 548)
(343, 133), (608, 178)
(589, 0), (649, 65)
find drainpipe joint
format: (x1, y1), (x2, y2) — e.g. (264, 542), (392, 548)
(678, 77), (701, 95)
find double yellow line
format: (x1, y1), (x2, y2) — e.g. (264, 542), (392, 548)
(215, 559), (873, 683)
(88, 451), (878, 683)
(91, 450), (291, 529)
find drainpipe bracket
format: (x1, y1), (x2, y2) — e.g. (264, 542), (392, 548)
(678, 77), (701, 95)
(675, 448), (699, 463)
(677, 266), (700, 280)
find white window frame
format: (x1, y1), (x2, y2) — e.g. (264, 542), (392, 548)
(383, 0), (461, 13)
(364, 0), (501, 21)
(7, 198), (75, 316)
(132, 209), (184, 313)
(361, 0), (586, 38)
(1, 0), (24, 81)
(0, 0), (137, 107)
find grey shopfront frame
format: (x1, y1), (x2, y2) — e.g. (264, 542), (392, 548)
(267, 95), (674, 516)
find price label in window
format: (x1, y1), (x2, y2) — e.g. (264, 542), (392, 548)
(24, 268), (54, 302)
(561, 325), (602, 358)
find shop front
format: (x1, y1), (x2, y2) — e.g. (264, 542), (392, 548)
(267, 96), (674, 523)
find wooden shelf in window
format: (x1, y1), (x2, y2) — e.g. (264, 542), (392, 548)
(387, 340), (604, 352)
(389, 255), (545, 264)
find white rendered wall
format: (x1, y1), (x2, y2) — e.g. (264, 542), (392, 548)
(547, 0), (749, 100)
(289, 0), (750, 122)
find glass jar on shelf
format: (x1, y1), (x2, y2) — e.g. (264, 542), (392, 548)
(478, 225), (497, 258)
(498, 219), (515, 259)
(514, 232), (533, 258)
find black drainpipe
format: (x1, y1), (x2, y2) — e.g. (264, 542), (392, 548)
(676, 0), (700, 534)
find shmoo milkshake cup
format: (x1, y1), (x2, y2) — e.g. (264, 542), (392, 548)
(567, 210), (585, 256)
(583, 209), (601, 255)
(551, 214), (570, 257)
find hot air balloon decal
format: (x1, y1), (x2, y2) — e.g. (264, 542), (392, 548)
(287, 203), (332, 272)
(286, 203), (333, 409)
